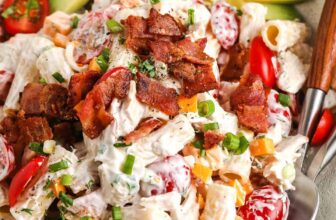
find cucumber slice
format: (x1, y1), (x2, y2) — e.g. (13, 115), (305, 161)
(246, 0), (305, 3)
(264, 4), (302, 20)
(49, 0), (90, 13)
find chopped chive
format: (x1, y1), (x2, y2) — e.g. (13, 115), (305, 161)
(187, 9), (195, 26)
(29, 142), (45, 155)
(61, 174), (73, 186)
(59, 192), (73, 207)
(150, 0), (160, 5)
(278, 93), (290, 107)
(114, 142), (132, 148)
(193, 140), (204, 149)
(112, 206), (122, 220)
(49, 160), (69, 173)
(223, 133), (240, 151)
(106, 19), (124, 33)
(236, 135), (249, 155)
(198, 100), (215, 117)
(80, 217), (93, 220)
(52, 72), (66, 83)
(122, 154), (135, 175)
(21, 208), (33, 215)
(139, 59), (155, 78)
(200, 149), (206, 157)
(71, 16), (80, 29)
(39, 77), (47, 85)
(96, 55), (108, 72)
(102, 48), (110, 61)
(204, 122), (219, 131)
(1, 6), (14, 19)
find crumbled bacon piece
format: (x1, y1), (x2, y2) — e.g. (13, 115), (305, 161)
(176, 38), (214, 65)
(0, 70), (14, 104)
(68, 70), (102, 107)
(0, 116), (19, 144)
(149, 40), (184, 63)
(147, 9), (183, 37)
(169, 62), (196, 81)
(20, 83), (72, 119)
(182, 65), (219, 97)
(75, 67), (132, 139)
(220, 44), (249, 80)
(136, 73), (179, 116)
(195, 38), (208, 51)
(122, 16), (151, 39)
(231, 74), (269, 133)
(124, 118), (164, 144)
(203, 131), (224, 149)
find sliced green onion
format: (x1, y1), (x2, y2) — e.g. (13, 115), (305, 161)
(39, 77), (47, 85)
(236, 135), (249, 155)
(198, 100), (215, 117)
(150, 0), (160, 5)
(71, 16), (80, 29)
(193, 140), (204, 149)
(80, 217), (93, 220)
(52, 72), (66, 83)
(122, 154), (135, 175)
(187, 9), (195, 26)
(59, 192), (73, 207)
(29, 142), (45, 155)
(21, 208), (33, 215)
(96, 55), (108, 72)
(49, 160), (69, 173)
(112, 206), (122, 220)
(106, 19), (124, 33)
(114, 142), (132, 148)
(61, 174), (73, 186)
(200, 149), (206, 157)
(1, 6), (14, 19)
(43, 179), (52, 190)
(278, 93), (290, 107)
(204, 122), (219, 131)
(222, 133), (240, 151)
(102, 48), (110, 61)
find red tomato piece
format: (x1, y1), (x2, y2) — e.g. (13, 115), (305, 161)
(140, 155), (191, 197)
(8, 155), (48, 207)
(237, 185), (289, 220)
(2, 0), (49, 35)
(250, 36), (276, 88)
(311, 109), (334, 146)
(0, 136), (15, 181)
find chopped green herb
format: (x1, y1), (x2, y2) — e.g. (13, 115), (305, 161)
(114, 142), (132, 148)
(44, 179), (52, 190)
(96, 55), (108, 72)
(52, 72), (66, 83)
(198, 100), (215, 117)
(39, 77), (47, 85)
(139, 59), (156, 78)
(102, 48), (110, 61)
(106, 19), (124, 33)
(187, 9), (195, 26)
(193, 140), (204, 149)
(1, 6), (15, 19)
(29, 142), (45, 155)
(236, 135), (249, 155)
(278, 93), (290, 107)
(49, 160), (69, 173)
(128, 63), (137, 75)
(26, 0), (40, 10)
(200, 149), (206, 157)
(86, 179), (94, 190)
(59, 192), (73, 207)
(203, 122), (219, 131)
(71, 16), (80, 29)
(112, 206), (122, 220)
(223, 133), (240, 151)
(61, 174), (73, 186)
(122, 154), (135, 175)
(150, 0), (160, 5)
(21, 208), (33, 215)
(80, 217), (93, 220)
(118, 37), (126, 45)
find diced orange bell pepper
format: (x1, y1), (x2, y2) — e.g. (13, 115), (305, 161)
(192, 163), (212, 183)
(89, 57), (102, 72)
(53, 33), (69, 48)
(178, 95), (198, 113)
(51, 178), (66, 198)
(249, 138), (275, 156)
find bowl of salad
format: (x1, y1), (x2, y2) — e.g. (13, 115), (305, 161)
(0, 0), (334, 220)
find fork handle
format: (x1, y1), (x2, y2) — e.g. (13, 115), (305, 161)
(308, 0), (336, 92)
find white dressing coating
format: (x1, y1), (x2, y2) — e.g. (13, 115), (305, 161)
(277, 51), (308, 94)
(65, 42), (88, 72)
(263, 135), (309, 190)
(36, 47), (74, 87)
(122, 206), (172, 220)
(239, 3), (267, 47)
(4, 36), (54, 111)
(108, 34), (136, 69)
(10, 145), (78, 220)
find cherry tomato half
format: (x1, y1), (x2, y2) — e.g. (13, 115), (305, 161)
(237, 185), (289, 220)
(2, 0), (49, 35)
(250, 36), (276, 88)
(9, 155), (48, 207)
(311, 109), (334, 146)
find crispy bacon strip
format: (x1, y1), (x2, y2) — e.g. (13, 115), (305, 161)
(147, 8), (183, 37)
(149, 40), (184, 63)
(124, 118), (164, 144)
(176, 38), (214, 65)
(75, 67), (132, 139)
(122, 15), (151, 39)
(68, 70), (102, 107)
(182, 65), (219, 97)
(203, 131), (225, 149)
(230, 74), (269, 133)
(136, 73), (179, 116)
(169, 62), (196, 81)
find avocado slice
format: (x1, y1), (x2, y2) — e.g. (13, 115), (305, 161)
(49, 0), (90, 13)
(227, 0), (302, 21)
